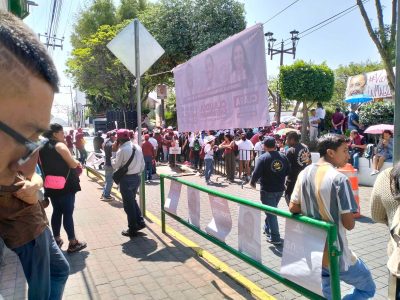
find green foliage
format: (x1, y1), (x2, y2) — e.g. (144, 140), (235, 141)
(279, 60), (334, 144)
(279, 60), (334, 102)
(71, 0), (117, 49)
(359, 101), (394, 127)
(330, 61), (382, 111)
(68, 0), (246, 116)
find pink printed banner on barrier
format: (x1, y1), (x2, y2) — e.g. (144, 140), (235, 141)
(173, 24), (269, 132)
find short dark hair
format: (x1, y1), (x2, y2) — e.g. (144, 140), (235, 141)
(317, 133), (347, 157)
(335, 107), (341, 112)
(42, 123), (63, 139)
(263, 137), (276, 148)
(286, 131), (300, 142)
(0, 11), (59, 92)
(350, 129), (359, 135)
(382, 129), (393, 138)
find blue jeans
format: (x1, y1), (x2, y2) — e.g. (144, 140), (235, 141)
(350, 151), (360, 170)
(77, 148), (87, 164)
(13, 227), (70, 300)
(119, 174), (144, 231)
(103, 165), (114, 198)
(50, 193), (76, 240)
(204, 158), (214, 181)
(260, 191), (283, 242)
(144, 156), (153, 180)
(321, 259), (375, 300)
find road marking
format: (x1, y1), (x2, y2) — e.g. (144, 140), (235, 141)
(86, 169), (276, 300)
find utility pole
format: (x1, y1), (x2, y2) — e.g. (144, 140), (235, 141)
(60, 85), (75, 128)
(393, 0), (400, 164)
(38, 33), (64, 50)
(265, 30), (299, 124)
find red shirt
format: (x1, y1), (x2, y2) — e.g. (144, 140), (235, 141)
(75, 133), (85, 149)
(142, 141), (154, 158)
(65, 135), (73, 148)
(250, 133), (260, 145)
(332, 112), (344, 125)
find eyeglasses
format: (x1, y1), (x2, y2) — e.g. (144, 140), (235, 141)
(0, 121), (48, 166)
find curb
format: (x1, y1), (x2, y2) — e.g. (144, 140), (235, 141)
(86, 167), (275, 300)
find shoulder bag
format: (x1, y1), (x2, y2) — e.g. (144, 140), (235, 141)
(113, 147), (136, 185)
(39, 156), (71, 190)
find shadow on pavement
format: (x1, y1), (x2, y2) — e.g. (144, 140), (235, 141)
(66, 250), (89, 274)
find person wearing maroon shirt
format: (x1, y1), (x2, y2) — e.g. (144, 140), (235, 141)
(74, 128), (87, 164)
(331, 107), (344, 134)
(65, 129), (74, 154)
(142, 134), (155, 182)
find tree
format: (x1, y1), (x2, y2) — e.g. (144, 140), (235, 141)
(357, 0), (396, 94)
(117, 0), (148, 22)
(359, 101), (394, 127)
(279, 60), (334, 144)
(330, 60), (382, 111)
(68, 0), (246, 115)
(71, 0), (117, 49)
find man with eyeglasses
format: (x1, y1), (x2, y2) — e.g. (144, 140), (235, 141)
(0, 11), (70, 300)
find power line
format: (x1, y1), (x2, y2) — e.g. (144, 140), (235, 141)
(282, 0), (369, 44)
(262, 0), (302, 25)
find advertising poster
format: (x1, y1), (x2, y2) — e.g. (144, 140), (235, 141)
(165, 181), (182, 215)
(280, 219), (327, 296)
(187, 187), (200, 228)
(238, 204), (261, 262)
(205, 195), (232, 242)
(173, 24), (269, 131)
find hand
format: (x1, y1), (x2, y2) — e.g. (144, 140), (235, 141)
(13, 179), (40, 205)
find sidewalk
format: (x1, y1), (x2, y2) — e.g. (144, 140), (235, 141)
(0, 175), (254, 300)
(140, 165), (389, 300)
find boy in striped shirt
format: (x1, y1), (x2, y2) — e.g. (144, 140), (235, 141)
(289, 134), (375, 299)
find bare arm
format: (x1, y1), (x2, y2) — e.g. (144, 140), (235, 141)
(55, 142), (80, 168)
(289, 202), (301, 214)
(341, 212), (355, 230)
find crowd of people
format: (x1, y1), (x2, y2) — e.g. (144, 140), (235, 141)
(0, 10), (398, 300)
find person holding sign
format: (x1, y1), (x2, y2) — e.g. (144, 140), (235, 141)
(204, 136), (217, 185)
(289, 134), (375, 299)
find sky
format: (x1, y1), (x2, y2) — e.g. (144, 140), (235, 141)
(24, 0), (390, 117)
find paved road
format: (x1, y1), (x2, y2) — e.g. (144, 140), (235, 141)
(0, 175), (253, 300)
(141, 166), (388, 300)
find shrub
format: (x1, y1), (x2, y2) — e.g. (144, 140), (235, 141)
(359, 101), (394, 127)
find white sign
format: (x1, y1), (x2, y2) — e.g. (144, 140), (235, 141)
(107, 19), (165, 76)
(205, 195), (232, 242)
(345, 69), (392, 98)
(187, 187), (200, 228)
(169, 147), (181, 155)
(238, 204), (261, 262)
(280, 219), (327, 296)
(165, 181), (182, 215)
(173, 24), (269, 132)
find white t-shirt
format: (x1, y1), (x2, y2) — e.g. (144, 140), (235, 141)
(149, 137), (158, 150)
(237, 139), (254, 161)
(309, 116), (320, 128)
(204, 144), (214, 160)
(254, 141), (264, 156)
(316, 108), (326, 119)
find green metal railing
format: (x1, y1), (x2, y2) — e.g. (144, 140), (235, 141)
(160, 174), (342, 300)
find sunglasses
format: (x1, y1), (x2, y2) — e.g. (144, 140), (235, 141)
(0, 121), (48, 166)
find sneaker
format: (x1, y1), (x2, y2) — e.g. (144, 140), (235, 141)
(67, 240), (87, 253)
(121, 229), (138, 237)
(370, 170), (379, 176)
(266, 237), (282, 245)
(101, 196), (114, 201)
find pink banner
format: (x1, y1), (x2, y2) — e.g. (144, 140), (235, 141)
(173, 24), (269, 132)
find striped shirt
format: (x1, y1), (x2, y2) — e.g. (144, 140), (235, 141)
(291, 162), (358, 271)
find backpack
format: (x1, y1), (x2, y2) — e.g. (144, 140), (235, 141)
(193, 139), (201, 151)
(364, 144), (375, 159)
(387, 205), (400, 277)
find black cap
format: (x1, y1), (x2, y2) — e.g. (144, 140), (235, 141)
(263, 136), (276, 148)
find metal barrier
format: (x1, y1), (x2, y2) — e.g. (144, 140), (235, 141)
(160, 174), (342, 299)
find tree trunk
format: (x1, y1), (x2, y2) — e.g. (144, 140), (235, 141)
(293, 100), (301, 116)
(301, 101), (310, 145)
(123, 109), (127, 128)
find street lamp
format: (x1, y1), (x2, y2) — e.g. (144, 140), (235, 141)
(264, 30), (300, 124)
